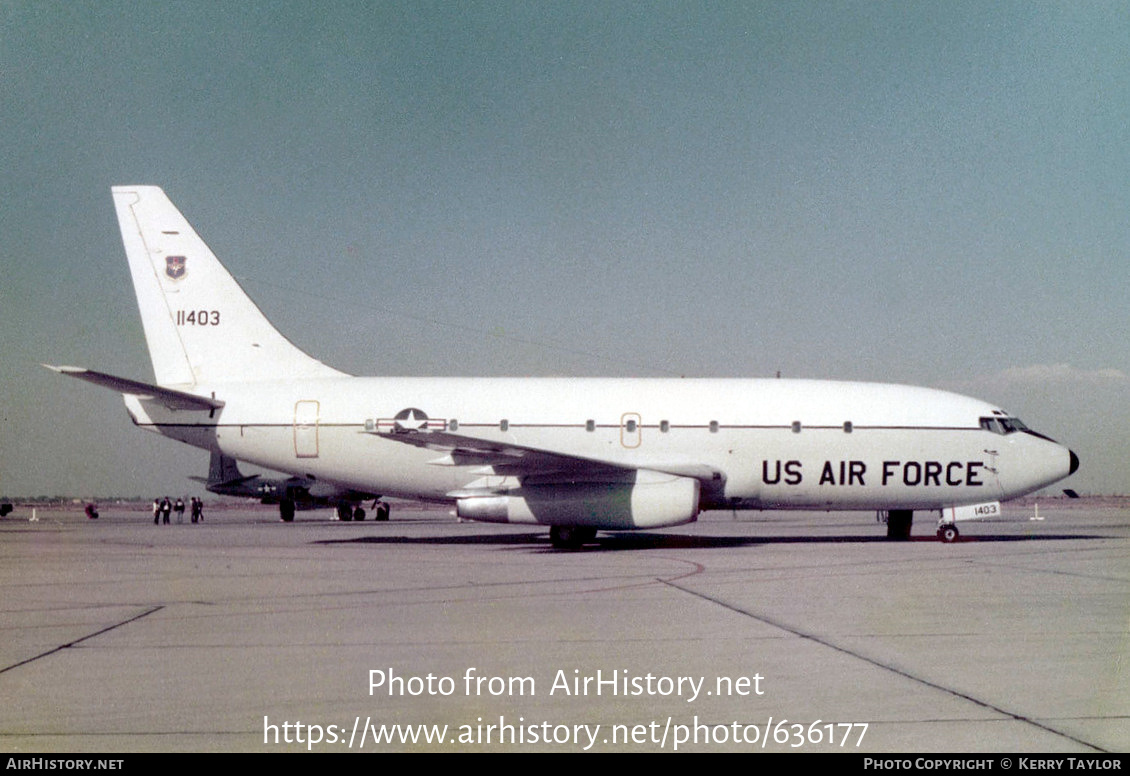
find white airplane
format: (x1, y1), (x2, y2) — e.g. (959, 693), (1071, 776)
(49, 186), (1078, 548)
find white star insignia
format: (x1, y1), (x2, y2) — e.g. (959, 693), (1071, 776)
(393, 408), (429, 432)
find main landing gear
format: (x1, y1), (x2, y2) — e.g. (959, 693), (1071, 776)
(280, 499), (295, 522)
(336, 500), (390, 522)
(336, 503), (366, 521)
(886, 509), (913, 541)
(549, 525), (598, 550)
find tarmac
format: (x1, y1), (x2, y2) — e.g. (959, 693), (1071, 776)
(1, 500), (1126, 752)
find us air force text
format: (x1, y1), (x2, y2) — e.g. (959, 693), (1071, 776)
(762, 459), (987, 487)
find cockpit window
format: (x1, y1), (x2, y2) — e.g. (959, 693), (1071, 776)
(980, 416), (1029, 435)
(999, 417), (1029, 433)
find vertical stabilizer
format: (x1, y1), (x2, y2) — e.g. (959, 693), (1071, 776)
(111, 186), (346, 385)
(208, 451), (247, 484)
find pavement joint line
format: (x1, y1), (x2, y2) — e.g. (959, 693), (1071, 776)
(0, 605), (165, 675)
(659, 578), (1109, 753)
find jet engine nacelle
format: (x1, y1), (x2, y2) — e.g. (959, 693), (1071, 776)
(456, 472), (700, 529)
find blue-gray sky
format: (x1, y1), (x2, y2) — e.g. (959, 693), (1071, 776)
(2, 1), (1126, 497)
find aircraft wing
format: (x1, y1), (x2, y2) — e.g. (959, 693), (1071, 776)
(44, 365), (224, 411)
(371, 427), (617, 476)
(368, 428), (724, 492)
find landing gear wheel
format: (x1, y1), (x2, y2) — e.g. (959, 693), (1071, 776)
(280, 499), (296, 522)
(353, 507), (366, 521)
(549, 525), (594, 550)
(376, 502), (390, 521)
(937, 524), (960, 543)
(337, 503), (352, 521)
(886, 509), (912, 540)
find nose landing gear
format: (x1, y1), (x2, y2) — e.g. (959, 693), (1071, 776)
(936, 523), (960, 543)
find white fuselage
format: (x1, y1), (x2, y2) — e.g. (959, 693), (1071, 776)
(56, 187), (1078, 539)
(123, 376), (1074, 519)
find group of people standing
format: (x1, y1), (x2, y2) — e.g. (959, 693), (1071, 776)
(152, 496), (204, 524)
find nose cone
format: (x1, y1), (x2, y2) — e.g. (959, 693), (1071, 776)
(997, 436), (1079, 499)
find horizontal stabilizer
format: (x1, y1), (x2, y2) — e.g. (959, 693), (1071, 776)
(44, 365), (223, 411)
(188, 474), (259, 486)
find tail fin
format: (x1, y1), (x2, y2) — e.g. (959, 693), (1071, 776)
(208, 451), (248, 485)
(111, 186), (346, 385)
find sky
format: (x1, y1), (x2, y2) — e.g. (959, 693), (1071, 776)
(1, 1), (1127, 498)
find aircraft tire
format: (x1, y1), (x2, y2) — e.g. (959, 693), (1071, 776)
(280, 500), (296, 522)
(549, 525), (596, 550)
(549, 526), (580, 550)
(886, 509), (912, 540)
(376, 502), (390, 521)
(937, 524), (960, 543)
(353, 507), (365, 521)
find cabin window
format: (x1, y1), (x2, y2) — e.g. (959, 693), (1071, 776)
(792, 421), (802, 433)
(709, 420), (719, 433)
(448, 419), (458, 431)
(500, 419), (509, 432)
(660, 420), (670, 433)
(625, 419), (637, 433)
(586, 419), (595, 432)
(364, 418), (375, 432)
(843, 421), (853, 433)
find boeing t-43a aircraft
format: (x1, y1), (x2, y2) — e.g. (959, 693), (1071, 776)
(50, 187), (1078, 548)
